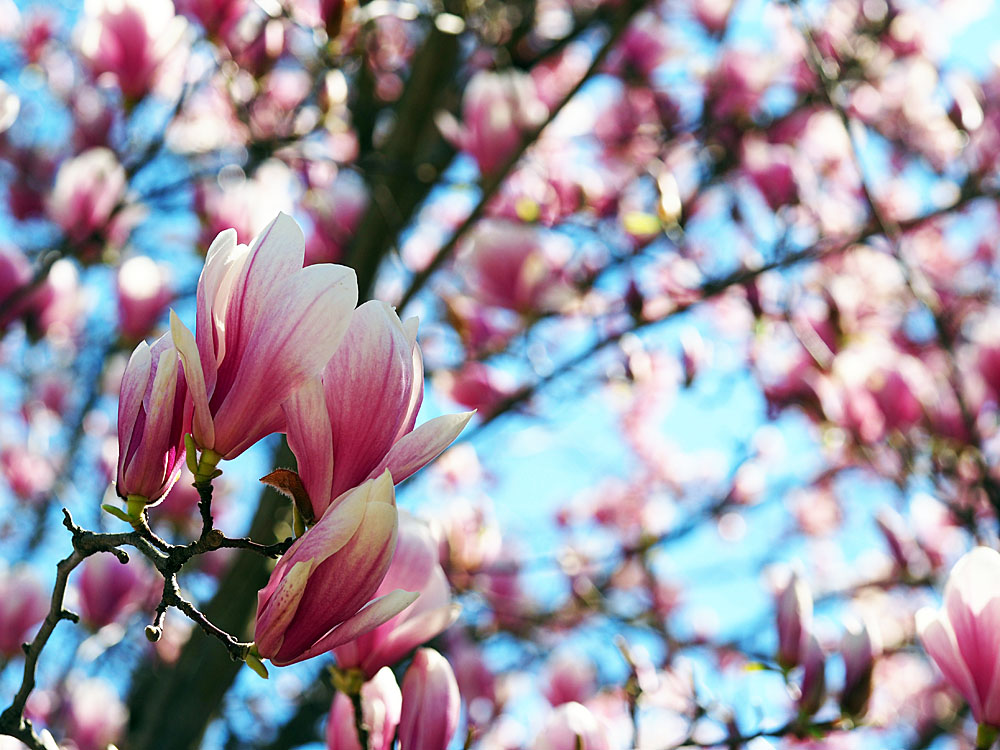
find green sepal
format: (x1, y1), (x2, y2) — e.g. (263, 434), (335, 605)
(102, 504), (136, 523)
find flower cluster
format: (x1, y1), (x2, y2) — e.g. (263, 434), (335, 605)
(115, 212), (469, 666)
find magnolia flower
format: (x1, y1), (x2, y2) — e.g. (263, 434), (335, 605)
(116, 333), (191, 506)
(254, 471), (417, 666)
(398, 648), (461, 750)
(116, 256), (172, 341)
(171, 212), (358, 461)
(76, 553), (151, 629)
(917, 546), (1000, 728)
(326, 667), (402, 750)
(333, 511), (459, 678)
(532, 702), (610, 750)
(775, 567), (813, 669)
(0, 565), (48, 657)
(78, 0), (187, 102)
(283, 300), (471, 518)
(437, 70), (547, 176)
(47, 147), (126, 244)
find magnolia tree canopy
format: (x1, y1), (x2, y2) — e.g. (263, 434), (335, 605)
(1, 0), (1000, 748)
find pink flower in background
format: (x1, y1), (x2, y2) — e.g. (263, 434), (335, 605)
(283, 300), (471, 518)
(542, 652), (597, 706)
(457, 220), (570, 314)
(173, 0), (246, 40)
(0, 446), (55, 503)
(170, 213), (358, 460)
(64, 678), (127, 750)
(438, 70), (548, 176)
(116, 333), (191, 504)
(438, 361), (517, 418)
(917, 547), (1000, 727)
(797, 632), (827, 716)
(398, 648), (461, 750)
(333, 512), (459, 678)
(326, 667), (402, 750)
(303, 174), (369, 266)
(775, 567), (813, 669)
(76, 553), (150, 629)
(532, 702), (610, 750)
(0, 245), (37, 332)
(254, 472), (417, 666)
(78, 0), (187, 102)
(840, 616), (881, 718)
(0, 565), (48, 657)
(116, 256), (172, 341)
(46, 147), (125, 245)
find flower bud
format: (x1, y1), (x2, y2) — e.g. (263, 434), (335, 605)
(775, 567), (812, 669)
(116, 333), (191, 507)
(541, 652), (597, 706)
(839, 616), (880, 719)
(797, 632), (826, 717)
(398, 648), (461, 750)
(117, 256), (172, 342)
(333, 512), (458, 678)
(326, 667), (402, 750)
(76, 553), (151, 629)
(0, 565), (48, 657)
(254, 471), (417, 666)
(46, 148), (125, 245)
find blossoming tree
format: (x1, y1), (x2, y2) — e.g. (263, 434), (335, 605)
(1, 0), (1000, 748)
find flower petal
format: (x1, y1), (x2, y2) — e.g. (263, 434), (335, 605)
(917, 606), (984, 721)
(170, 310), (214, 449)
(283, 376), (335, 518)
(211, 261), (357, 458)
(275, 589), (420, 666)
(117, 340), (151, 475)
(370, 412), (474, 485)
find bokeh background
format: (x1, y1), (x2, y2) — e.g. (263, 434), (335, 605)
(2, 0), (1000, 747)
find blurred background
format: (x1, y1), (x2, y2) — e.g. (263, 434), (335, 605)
(2, 0), (1000, 747)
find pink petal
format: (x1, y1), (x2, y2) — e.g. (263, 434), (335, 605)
(170, 311), (215, 449)
(117, 340), (151, 472)
(917, 607), (984, 721)
(324, 301), (416, 496)
(195, 228), (241, 395)
(371, 412), (474, 485)
(277, 589), (420, 666)
(283, 376), (335, 518)
(211, 261), (357, 458)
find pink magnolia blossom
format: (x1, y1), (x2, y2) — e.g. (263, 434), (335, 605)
(333, 511), (459, 678)
(64, 678), (127, 750)
(0, 446), (55, 504)
(46, 147), (126, 245)
(170, 213), (358, 461)
(532, 702), (610, 750)
(326, 667), (402, 750)
(0, 565), (48, 657)
(78, 0), (187, 102)
(840, 616), (881, 718)
(0, 245), (37, 332)
(917, 546), (1000, 727)
(398, 648), (461, 750)
(542, 652), (597, 706)
(254, 472), (417, 666)
(439, 362), (518, 418)
(798, 633), (827, 716)
(457, 220), (570, 314)
(173, 0), (247, 40)
(303, 174), (369, 266)
(775, 567), (813, 669)
(116, 333), (191, 505)
(76, 553), (151, 629)
(116, 256), (172, 341)
(438, 70), (548, 176)
(283, 300), (471, 518)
